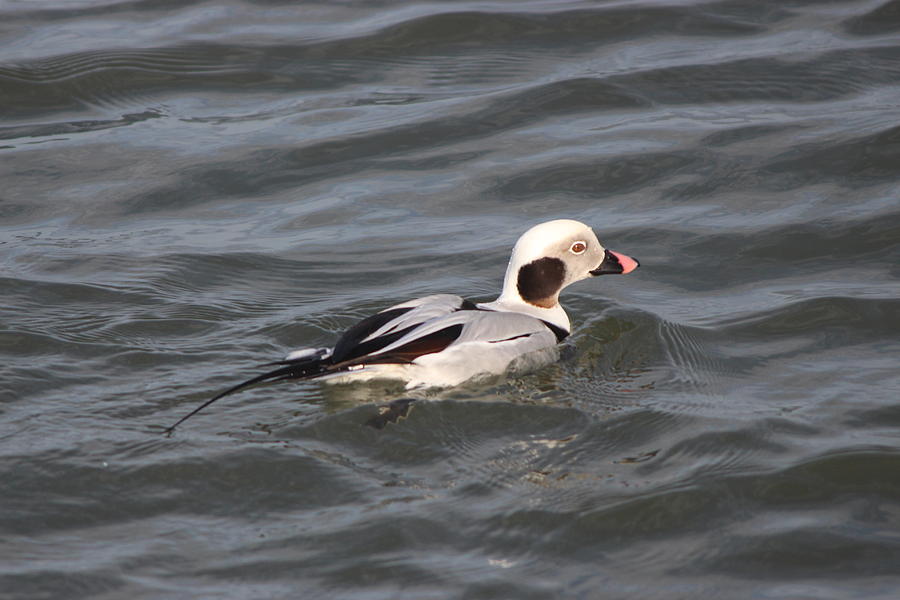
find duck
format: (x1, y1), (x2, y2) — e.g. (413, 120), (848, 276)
(164, 219), (638, 433)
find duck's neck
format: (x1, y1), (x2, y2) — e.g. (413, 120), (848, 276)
(478, 294), (571, 333)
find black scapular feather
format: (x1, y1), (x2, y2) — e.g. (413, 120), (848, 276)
(331, 306), (413, 362)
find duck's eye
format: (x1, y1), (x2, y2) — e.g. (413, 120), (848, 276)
(570, 241), (587, 254)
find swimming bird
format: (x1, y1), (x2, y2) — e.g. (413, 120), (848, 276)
(164, 219), (639, 433)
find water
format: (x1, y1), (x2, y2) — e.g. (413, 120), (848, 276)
(3, 0), (900, 598)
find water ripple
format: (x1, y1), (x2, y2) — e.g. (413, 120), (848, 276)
(4, 0), (900, 598)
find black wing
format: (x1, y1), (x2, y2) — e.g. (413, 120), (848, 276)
(331, 306), (416, 363)
(352, 324), (465, 365)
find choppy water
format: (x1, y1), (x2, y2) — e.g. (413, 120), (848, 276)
(3, 0), (900, 598)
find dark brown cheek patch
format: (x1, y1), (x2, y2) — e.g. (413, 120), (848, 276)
(517, 257), (566, 307)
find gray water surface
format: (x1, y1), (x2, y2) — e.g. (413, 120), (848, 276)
(3, 1), (900, 598)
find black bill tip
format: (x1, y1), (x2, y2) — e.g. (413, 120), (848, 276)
(590, 249), (640, 276)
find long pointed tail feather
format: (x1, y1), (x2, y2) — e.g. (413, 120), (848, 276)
(163, 355), (331, 435)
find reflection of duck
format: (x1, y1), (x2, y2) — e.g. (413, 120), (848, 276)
(165, 219), (639, 433)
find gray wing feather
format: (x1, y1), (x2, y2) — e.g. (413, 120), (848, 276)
(371, 310), (553, 358)
(362, 294), (468, 342)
